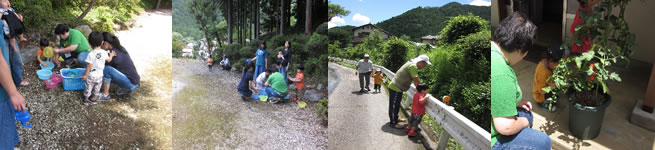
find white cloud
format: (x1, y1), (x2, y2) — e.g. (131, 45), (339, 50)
(352, 13), (371, 25)
(328, 16), (346, 29)
(470, 0), (491, 6)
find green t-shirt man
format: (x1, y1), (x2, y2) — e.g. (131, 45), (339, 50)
(59, 29), (90, 53)
(387, 62), (419, 92)
(490, 41), (523, 147)
(266, 72), (288, 93)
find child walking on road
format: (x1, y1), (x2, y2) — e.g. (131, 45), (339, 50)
(372, 68), (383, 93)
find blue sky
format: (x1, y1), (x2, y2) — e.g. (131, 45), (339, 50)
(328, 0), (491, 28)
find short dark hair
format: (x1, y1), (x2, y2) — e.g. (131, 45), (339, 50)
(54, 24), (69, 35)
(259, 40), (266, 49)
(88, 32), (104, 48)
(39, 38), (49, 47)
(268, 68), (277, 73)
(545, 43), (565, 62)
(297, 64), (304, 70)
(492, 12), (537, 54)
(417, 83), (429, 92)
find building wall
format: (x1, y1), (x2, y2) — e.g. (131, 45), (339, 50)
(624, 0), (655, 63)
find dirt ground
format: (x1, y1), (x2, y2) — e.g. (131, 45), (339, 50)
(14, 9), (172, 149)
(172, 59), (327, 149)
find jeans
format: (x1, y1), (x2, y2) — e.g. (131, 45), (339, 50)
(264, 87), (288, 98)
(280, 64), (288, 84)
(238, 88), (252, 97)
(8, 43), (22, 86)
(388, 89), (403, 125)
(492, 108), (551, 150)
(359, 72), (371, 90)
(103, 66), (139, 91)
(0, 95), (18, 149)
(77, 52), (89, 67)
(61, 51), (89, 67)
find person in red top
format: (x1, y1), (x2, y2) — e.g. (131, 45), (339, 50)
(570, 0), (600, 53)
(288, 64), (305, 103)
(406, 83), (431, 137)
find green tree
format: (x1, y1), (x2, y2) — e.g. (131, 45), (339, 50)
(328, 3), (350, 21)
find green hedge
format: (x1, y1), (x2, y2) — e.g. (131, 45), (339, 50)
(13, 0), (155, 38)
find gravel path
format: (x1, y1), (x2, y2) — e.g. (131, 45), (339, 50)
(172, 59), (327, 149)
(14, 9), (172, 149)
(328, 62), (426, 150)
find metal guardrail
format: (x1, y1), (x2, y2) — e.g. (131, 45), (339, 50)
(329, 57), (491, 150)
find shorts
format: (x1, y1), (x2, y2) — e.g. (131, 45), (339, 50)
(409, 113), (423, 128)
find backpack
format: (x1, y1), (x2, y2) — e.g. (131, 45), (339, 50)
(2, 10), (24, 37)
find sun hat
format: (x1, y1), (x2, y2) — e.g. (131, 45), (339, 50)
(411, 55), (432, 65)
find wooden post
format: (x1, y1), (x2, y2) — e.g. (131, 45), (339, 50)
(644, 65), (655, 109)
(437, 131), (451, 150)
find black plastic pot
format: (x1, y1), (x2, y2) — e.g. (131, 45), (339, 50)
(568, 93), (611, 140)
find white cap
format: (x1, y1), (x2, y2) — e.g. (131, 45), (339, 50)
(364, 54), (370, 58)
(377, 68), (381, 72)
(411, 55), (432, 65)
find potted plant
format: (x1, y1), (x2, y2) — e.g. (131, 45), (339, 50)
(543, 0), (635, 140)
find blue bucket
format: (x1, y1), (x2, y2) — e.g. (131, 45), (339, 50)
(36, 69), (52, 80)
(40, 61), (55, 71)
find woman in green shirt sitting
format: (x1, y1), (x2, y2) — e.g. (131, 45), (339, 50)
(491, 12), (551, 150)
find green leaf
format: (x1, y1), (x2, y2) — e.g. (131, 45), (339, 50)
(543, 87), (552, 93)
(609, 72), (621, 82)
(575, 57), (582, 69)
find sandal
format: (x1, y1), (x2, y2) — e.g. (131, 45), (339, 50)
(19, 81), (29, 86)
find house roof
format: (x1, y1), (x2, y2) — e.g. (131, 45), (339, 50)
(352, 23), (395, 37)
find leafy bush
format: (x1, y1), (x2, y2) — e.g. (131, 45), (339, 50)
(172, 38), (185, 58)
(13, 0), (151, 38)
(439, 14), (488, 44)
(382, 38), (409, 72)
(315, 99), (328, 121)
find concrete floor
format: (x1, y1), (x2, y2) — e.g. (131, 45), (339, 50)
(512, 60), (655, 150)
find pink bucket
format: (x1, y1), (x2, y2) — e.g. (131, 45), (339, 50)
(45, 79), (57, 89)
(50, 73), (62, 83)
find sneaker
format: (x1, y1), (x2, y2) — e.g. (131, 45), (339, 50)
(398, 117), (407, 122)
(116, 88), (132, 96)
(359, 89), (366, 93)
(366, 87), (371, 91)
(269, 98), (280, 104)
(292, 98), (299, 104)
(97, 94), (111, 101)
(241, 96), (247, 101)
(408, 131), (417, 137)
(81, 98), (91, 105)
(405, 127), (411, 133)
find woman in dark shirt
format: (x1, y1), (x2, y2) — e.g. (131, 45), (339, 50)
(281, 40), (291, 84)
(97, 32), (140, 100)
